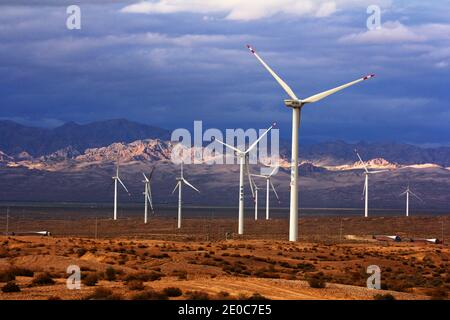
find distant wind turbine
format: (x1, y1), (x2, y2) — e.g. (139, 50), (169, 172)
(247, 45), (375, 241)
(251, 166), (280, 220)
(112, 157), (130, 220)
(355, 150), (389, 218)
(214, 123), (275, 235)
(142, 166), (156, 224)
(400, 185), (423, 217)
(172, 162), (200, 229)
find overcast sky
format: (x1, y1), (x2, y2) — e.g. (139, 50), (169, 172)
(0, 1), (449, 145)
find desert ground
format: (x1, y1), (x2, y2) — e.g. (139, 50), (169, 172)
(0, 213), (448, 300)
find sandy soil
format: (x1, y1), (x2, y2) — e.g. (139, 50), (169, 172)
(0, 230), (448, 300)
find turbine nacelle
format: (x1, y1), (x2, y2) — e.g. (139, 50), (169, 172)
(284, 99), (303, 108)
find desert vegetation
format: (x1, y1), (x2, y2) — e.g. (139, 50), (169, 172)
(0, 216), (448, 300)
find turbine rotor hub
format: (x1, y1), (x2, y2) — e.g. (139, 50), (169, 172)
(284, 99), (302, 108)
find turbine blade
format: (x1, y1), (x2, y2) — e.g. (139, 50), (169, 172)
(214, 138), (242, 153)
(247, 45), (299, 101)
(270, 180), (280, 201)
(147, 186), (154, 211)
(149, 166), (156, 180)
(142, 173), (149, 182)
(251, 174), (267, 178)
(182, 178), (200, 193)
(302, 74), (375, 104)
(399, 190), (407, 196)
(245, 123), (275, 153)
(246, 160), (255, 198)
(172, 181), (180, 194)
(355, 150), (369, 173)
(269, 166), (279, 177)
(410, 190), (424, 202)
(117, 177), (130, 195)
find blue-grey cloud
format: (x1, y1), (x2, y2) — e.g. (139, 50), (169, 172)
(0, 1), (449, 145)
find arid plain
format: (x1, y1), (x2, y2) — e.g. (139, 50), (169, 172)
(0, 214), (448, 300)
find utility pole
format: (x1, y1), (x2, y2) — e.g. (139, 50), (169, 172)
(95, 217), (98, 240)
(442, 217), (445, 244)
(5, 207), (10, 235)
(339, 218), (343, 243)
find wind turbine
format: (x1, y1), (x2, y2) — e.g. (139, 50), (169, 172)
(355, 150), (389, 218)
(214, 123), (275, 235)
(172, 162), (200, 229)
(247, 45), (375, 241)
(142, 166), (155, 224)
(400, 185), (423, 217)
(251, 166), (280, 220)
(112, 158), (130, 220)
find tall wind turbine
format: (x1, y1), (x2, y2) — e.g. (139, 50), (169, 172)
(251, 166), (280, 220)
(172, 162), (200, 229)
(142, 166), (155, 224)
(112, 158), (130, 220)
(214, 123), (275, 235)
(355, 150), (389, 218)
(247, 45), (375, 241)
(400, 185), (423, 217)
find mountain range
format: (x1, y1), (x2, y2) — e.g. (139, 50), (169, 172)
(0, 119), (449, 210)
(0, 119), (170, 157)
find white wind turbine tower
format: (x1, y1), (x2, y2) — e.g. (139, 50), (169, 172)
(112, 158), (130, 220)
(400, 185), (423, 217)
(247, 45), (375, 241)
(214, 123), (275, 235)
(251, 166), (280, 220)
(142, 166), (155, 224)
(172, 162), (200, 229)
(355, 150), (389, 218)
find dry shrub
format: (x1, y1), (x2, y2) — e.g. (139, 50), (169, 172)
(296, 263), (316, 272)
(171, 270), (187, 280)
(307, 276), (326, 289)
(8, 267), (34, 277)
(0, 267), (32, 282)
(150, 253), (170, 259)
(373, 293), (396, 300)
(0, 248), (9, 258)
(248, 293), (269, 300)
(0, 270), (15, 283)
(1, 281), (20, 293)
(31, 272), (55, 286)
(253, 268), (280, 279)
(82, 273), (99, 286)
(85, 287), (122, 300)
(131, 289), (168, 300)
(76, 248), (87, 257)
(185, 290), (210, 300)
(127, 280), (145, 291)
(105, 266), (117, 281)
(124, 271), (163, 282)
(163, 287), (182, 297)
(215, 291), (232, 300)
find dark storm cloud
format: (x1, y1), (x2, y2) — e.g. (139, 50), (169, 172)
(0, 1), (449, 144)
(0, 1), (135, 5)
